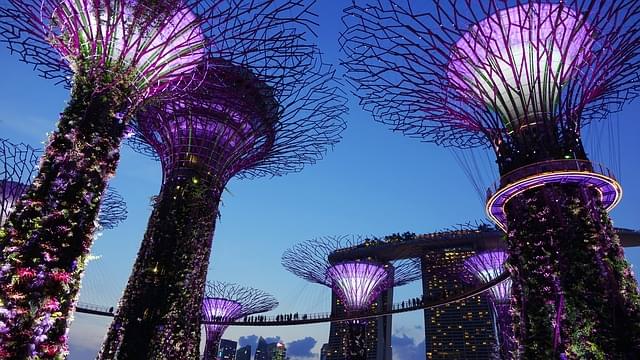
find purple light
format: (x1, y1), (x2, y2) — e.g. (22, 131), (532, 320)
(487, 169), (621, 231)
(326, 262), (391, 311)
(201, 298), (244, 339)
(47, 0), (206, 97)
(464, 251), (511, 302)
(448, 3), (593, 127)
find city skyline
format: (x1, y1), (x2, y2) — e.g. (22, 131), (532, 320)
(1, 1), (639, 359)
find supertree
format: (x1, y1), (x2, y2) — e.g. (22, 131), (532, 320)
(200, 282), (278, 360)
(464, 250), (515, 359)
(0, 139), (128, 230)
(282, 235), (421, 360)
(98, 1), (347, 357)
(341, 0), (640, 357)
(0, 0), (211, 357)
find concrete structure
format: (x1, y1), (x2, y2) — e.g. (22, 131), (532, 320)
(326, 289), (393, 360)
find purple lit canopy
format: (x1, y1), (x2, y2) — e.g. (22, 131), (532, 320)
(326, 261), (392, 311)
(447, 3), (593, 130)
(341, 0), (640, 150)
(0, 0), (210, 100)
(282, 235), (421, 310)
(201, 282), (278, 343)
(463, 250), (511, 302)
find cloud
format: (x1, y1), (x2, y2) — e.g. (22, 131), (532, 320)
(286, 337), (317, 358)
(237, 335), (282, 350)
(238, 335), (259, 349)
(392, 334), (426, 360)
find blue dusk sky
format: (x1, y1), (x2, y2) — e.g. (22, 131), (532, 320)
(1, 1), (640, 360)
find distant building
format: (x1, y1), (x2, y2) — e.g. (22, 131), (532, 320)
(255, 337), (269, 360)
(254, 337), (287, 360)
(421, 248), (495, 359)
(235, 345), (251, 360)
(320, 343), (330, 360)
(267, 341), (287, 360)
(326, 288), (393, 360)
(218, 339), (237, 360)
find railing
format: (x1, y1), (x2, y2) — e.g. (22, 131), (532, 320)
(74, 272), (509, 326)
(203, 272), (510, 326)
(487, 159), (617, 198)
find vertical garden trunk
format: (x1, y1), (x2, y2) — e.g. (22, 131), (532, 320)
(506, 184), (640, 359)
(99, 175), (220, 359)
(0, 74), (128, 358)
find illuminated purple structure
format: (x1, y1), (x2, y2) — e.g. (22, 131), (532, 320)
(342, 1), (640, 357)
(464, 251), (514, 359)
(0, 1), (211, 357)
(282, 235), (420, 359)
(201, 282), (278, 360)
(99, 2), (346, 358)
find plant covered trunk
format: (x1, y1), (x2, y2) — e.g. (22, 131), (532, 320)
(505, 184), (640, 359)
(0, 74), (129, 359)
(99, 175), (220, 359)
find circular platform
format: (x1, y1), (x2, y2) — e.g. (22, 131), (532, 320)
(486, 161), (622, 232)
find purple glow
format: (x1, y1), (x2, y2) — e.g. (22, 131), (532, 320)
(448, 3), (592, 127)
(326, 262), (391, 311)
(464, 251), (511, 302)
(47, 0), (206, 97)
(487, 170), (621, 231)
(201, 298), (244, 339)
(0, 180), (28, 226)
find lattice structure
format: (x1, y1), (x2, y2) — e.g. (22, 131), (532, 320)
(100, 1), (346, 358)
(464, 250), (515, 359)
(0, 139), (38, 226)
(282, 235), (421, 293)
(464, 251), (511, 303)
(0, 0), (210, 100)
(201, 282), (278, 360)
(128, 56), (346, 186)
(342, 1), (640, 357)
(341, 0), (640, 169)
(283, 235), (419, 360)
(326, 262), (391, 311)
(0, 139), (128, 230)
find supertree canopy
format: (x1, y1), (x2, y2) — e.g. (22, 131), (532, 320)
(201, 282), (278, 360)
(342, 0), (640, 358)
(326, 261), (392, 312)
(282, 235), (420, 359)
(464, 250), (515, 359)
(0, 0), (211, 357)
(99, 1), (346, 358)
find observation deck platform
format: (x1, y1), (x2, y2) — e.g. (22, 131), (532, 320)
(485, 160), (622, 231)
(328, 227), (640, 263)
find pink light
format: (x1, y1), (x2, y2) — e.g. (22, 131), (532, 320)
(464, 251), (511, 302)
(486, 170), (622, 231)
(447, 3), (593, 127)
(326, 262), (391, 311)
(201, 298), (244, 339)
(48, 0), (206, 97)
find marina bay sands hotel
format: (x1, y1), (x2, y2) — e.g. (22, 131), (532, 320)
(323, 227), (640, 360)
